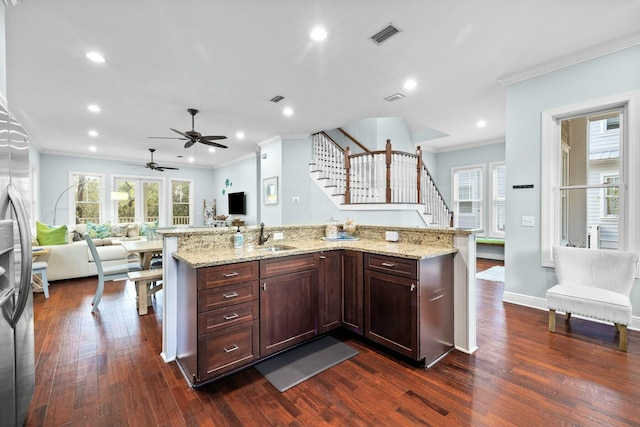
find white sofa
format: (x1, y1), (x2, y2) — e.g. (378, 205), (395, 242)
(36, 222), (150, 282)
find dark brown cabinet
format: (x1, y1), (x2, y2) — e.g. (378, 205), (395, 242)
(176, 261), (260, 386)
(341, 250), (363, 335)
(317, 251), (341, 333)
(259, 254), (319, 357)
(364, 253), (454, 366)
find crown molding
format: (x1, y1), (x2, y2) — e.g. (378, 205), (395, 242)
(497, 31), (640, 86)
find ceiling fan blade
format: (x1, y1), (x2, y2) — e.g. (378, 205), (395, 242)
(184, 140), (195, 148)
(170, 128), (191, 139)
(199, 140), (228, 149)
(159, 166), (179, 170)
(148, 136), (187, 140)
(201, 135), (228, 141)
(154, 167), (166, 172)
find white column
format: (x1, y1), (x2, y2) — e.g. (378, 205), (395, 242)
(453, 233), (478, 354)
(161, 235), (179, 362)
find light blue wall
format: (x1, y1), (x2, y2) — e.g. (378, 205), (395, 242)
(210, 154), (259, 226)
(341, 117), (415, 152)
(505, 46), (640, 309)
(282, 136), (313, 225)
(435, 141), (505, 233)
(39, 153), (216, 226)
(259, 138), (283, 226)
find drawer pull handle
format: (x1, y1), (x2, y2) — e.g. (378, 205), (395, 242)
(223, 272), (239, 278)
(410, 284), (416, 292)
(319, 256), (326, 259)
(224, 344), (239, 353)
(429, 294), (444, 302)
(223, 313), (239, 320)
(223, 292), (239, 299)
(381, 262), (395, 268)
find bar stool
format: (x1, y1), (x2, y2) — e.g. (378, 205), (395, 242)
(32, 261), (49, 298)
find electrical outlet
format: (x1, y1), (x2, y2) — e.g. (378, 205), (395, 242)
(273, 232), (284, 240)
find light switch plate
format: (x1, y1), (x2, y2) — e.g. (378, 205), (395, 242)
(273, 232), (284, 240)
(385, 231), (399, 241)
(521, 216), (535, 227)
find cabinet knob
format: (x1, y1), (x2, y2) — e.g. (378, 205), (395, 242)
(262, 283), (267, 291)
(410, 284), (416, 292)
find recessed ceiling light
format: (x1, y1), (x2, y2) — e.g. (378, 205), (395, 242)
(188, 157), (195, 163)
(236, 131), (245, 139)
(310, 27), (327, 41)
(88, 130), (98, 137)
(283, 107), (294, 116)
(208, 147), (216, 153)
(85, 51), (106, 63)
(403, 79), (417, 90)
(89, 146), (97, 152)
(87, 104), (101, 113)
(476, 119), (487, 128)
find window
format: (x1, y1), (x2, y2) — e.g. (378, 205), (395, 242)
(70, 172), (104, 224)
(490, 162), (506, 237)
(171, 179), (193, 226)
(600, 173), (619, 218)
(541, 91), (640, 267)
(112, 176), (165, 225)
(452, 166), (483, 229)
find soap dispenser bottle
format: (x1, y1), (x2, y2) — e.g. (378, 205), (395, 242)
(234, 226), (244, 249)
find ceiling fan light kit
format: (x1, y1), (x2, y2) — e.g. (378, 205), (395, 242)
(149, 108), (228, 149)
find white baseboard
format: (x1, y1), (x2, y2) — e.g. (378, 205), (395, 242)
(502, 291), (640, 331)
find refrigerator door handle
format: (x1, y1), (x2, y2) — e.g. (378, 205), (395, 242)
(0, 287), (15, 308)
(7, 184), (32, 328)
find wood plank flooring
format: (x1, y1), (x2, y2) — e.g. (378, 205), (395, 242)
(25, 259), (640, 426)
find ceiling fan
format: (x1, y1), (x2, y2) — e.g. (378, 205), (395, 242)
(149, 108), (228, 149)
(127, 148), (179, 172)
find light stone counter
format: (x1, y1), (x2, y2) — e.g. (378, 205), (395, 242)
(173, 238), (457, 269)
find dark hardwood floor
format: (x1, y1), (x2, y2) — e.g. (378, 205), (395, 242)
(25, 259), (640, 426)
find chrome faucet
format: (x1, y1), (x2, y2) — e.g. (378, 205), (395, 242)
(258, 222), (270, 245)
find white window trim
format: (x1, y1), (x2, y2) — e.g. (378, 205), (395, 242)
(451, 164), (484, 231)
(170, 178), (194, 226)
(489, 161), (506, 238)
(541, 91), (640, 272)
(68, 171), (106, 225)
(599, 171), (619, 219)
(110, 174), (166, 226)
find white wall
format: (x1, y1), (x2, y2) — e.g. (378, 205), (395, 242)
(39, 153), (216, 227)
(504, 46), (640, 310)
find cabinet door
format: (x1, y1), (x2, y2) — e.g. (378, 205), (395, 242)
(317, 251), (341, 333)
(364, 270), (417, 359)
(260, 270), (319, 356)
(342, 250), (363, 335)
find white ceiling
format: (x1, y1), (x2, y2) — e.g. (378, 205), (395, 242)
(5, 0), (640, 169)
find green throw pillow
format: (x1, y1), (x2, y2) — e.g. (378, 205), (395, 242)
(36, 221), (67, 246)
(87, 221), (111, 239)
(140, 220), (158, 236)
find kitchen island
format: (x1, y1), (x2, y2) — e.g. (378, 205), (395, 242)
(158, 224), (477, 386)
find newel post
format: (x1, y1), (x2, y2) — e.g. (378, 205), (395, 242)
(385, 139), (392, 203)
(416, 145), (422, 204)
(344, 146), (351, 204)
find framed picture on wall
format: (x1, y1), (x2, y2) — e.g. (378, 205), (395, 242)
(263, 176), (278, 205)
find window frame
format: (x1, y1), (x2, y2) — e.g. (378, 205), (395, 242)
(110, 174), (166, 225)
(451, 164), (484, 230)
(170, 178), (194, 226)
(68, 171), (106, 225)
(599, 172), (619, 219)
(489, 162), (506, 238)
(541, 91), (640, 270)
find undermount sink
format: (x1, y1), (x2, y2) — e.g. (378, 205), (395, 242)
(257, 244), (296, 252)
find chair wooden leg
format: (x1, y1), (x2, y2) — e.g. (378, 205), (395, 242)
(619, 325), (628, 352)
(565, 312), (571, 322)
(549, 310), (556, 332)
(91, 278), (105, 312)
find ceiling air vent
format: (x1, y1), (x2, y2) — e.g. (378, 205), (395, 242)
(370, 24), (400, 45)
(384, 93), (405, 102)
(270, 95), (285, 103)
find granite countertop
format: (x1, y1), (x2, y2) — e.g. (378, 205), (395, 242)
(173, 238), (458, 269)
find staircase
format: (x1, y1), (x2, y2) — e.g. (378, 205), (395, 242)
(310, 132), (451, 228)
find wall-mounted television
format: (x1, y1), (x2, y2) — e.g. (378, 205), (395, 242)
(228, 191), (246, 215)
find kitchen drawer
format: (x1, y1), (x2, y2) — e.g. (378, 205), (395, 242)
(198, 261), (259, 290)
(198, 320), (259, 381)
(198, 281), (258, 312)
(198, 300), (259, 335)
(364, 253), (417, 279)
(260, 253), (317, 278)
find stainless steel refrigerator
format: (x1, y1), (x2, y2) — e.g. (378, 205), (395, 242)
(0, 101), (34, 427)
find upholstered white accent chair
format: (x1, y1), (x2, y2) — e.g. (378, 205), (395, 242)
(85, 233), (141, 313)
(547, 245), (638, 351)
